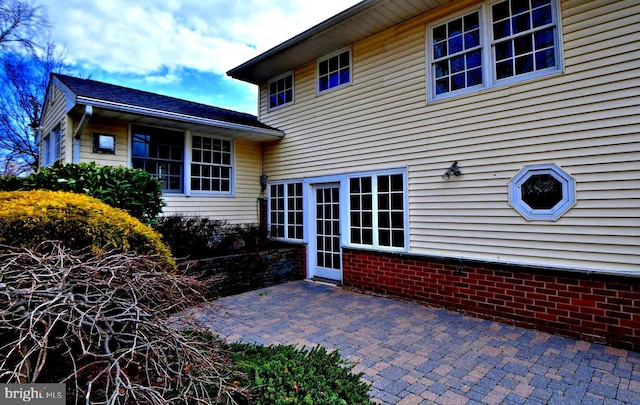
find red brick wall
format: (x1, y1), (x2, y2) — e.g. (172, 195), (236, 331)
(342, 248), (640, 351)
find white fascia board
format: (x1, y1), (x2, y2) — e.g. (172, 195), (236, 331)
(76, 96), (285, 139)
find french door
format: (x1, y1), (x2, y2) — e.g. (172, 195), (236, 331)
(310, 184), (342, 281)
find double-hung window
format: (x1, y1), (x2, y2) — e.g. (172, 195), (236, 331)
(428, 0), (561, 101)
(269, 182), (304, 240)
(349, 172), (406, 250)
(191, 135), (232, 193)
(318, 49), (351, 93)
(268, 73), (293, 109)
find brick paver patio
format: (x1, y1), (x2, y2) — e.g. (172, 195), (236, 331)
(191, 280), (640, 404)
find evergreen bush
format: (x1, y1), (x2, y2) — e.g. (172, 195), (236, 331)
(0, 190), (175, 270)
(0, 162), (164, 223)
(229, 343), (373, 405)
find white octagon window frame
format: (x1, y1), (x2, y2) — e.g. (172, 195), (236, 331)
(509, 163), (575, 221)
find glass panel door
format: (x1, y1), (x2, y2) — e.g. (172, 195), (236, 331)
(312, 184), (341, 281)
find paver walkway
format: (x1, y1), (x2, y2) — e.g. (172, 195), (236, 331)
(191, 280), (640, 404)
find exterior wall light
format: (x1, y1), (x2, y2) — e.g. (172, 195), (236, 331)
(260, 174), (268, 193)
(442, 161), (461, 180)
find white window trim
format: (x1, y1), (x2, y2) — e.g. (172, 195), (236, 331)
(267, 71), (294, 111)
(129, 124), (235, 197)
(188, 133), (235, 197)
(508, 163), (575, 221)
(316, 47), (353, 95)
(426, 0), (563, 102)
(267, 181), (307, 242)
(346, 169), (409, 253)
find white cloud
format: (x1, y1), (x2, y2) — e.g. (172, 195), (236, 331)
(39, 0), (360, 77)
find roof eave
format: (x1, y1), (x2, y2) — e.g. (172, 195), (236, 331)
(75, 96), (285, 140)
(227, 0), (378, 84)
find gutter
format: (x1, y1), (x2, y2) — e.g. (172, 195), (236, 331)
(74, 105), (93, 139)
(76, 97), (285, 140)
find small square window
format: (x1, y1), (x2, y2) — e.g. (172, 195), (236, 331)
(268, 73), (294, 109)
(93, 133), (116, 154)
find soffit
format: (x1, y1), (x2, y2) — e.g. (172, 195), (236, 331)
(227, 0), (451, 84)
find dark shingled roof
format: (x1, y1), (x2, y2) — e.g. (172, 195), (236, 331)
(53, 73), (274, 131)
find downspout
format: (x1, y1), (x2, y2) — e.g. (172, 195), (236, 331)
(72, 105), (93, 163)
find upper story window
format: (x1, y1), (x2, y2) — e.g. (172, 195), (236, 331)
(318, 49), (351, 93)
(268, 73), (293, 109)
(428, 0), (561, 101)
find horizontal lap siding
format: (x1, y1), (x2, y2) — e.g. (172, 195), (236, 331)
(260, 0), (640, 273)
(79, 119), (129, 167)
(162, 139), (262, 223)
(40, 86), (68, 165)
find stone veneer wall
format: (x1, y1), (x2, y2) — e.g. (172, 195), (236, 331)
(189, 245), (305, 297)
(342, 248), (640, 351)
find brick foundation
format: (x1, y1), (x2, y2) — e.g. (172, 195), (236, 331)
(342, 248), (640, 350)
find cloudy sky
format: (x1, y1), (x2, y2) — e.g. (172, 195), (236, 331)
(38, 0), (360, 114)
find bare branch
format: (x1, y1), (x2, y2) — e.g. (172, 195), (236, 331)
(0, 243), (243, 404)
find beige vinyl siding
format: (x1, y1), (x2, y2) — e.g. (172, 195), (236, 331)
(259, 0), (640, 273)
(39, 85), (68, 167)
(162, 138), (262, 223)
(77, 118), (129, 166)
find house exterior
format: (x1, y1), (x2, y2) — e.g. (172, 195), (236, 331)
(39, 74), (283, 221)
(38, 0), (639, 349)
(226, 0), (640, 349)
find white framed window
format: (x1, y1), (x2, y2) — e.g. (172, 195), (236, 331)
(349, 172), (406, 250)
(41, 125), (61, 167)
(191, 135), (232, 194)
(318, 49), (351, 93)
(131, 125), (234, 195)
(41, 134), (50, 167)
(509, 163), (575, 221)
(268, 73), (294, 110)
(269, 182), (304, 241)
(427, 0), (561, 101)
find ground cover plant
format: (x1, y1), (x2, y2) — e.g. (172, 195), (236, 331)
(228, 343), (373, 405)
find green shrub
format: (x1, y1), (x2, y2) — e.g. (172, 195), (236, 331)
(153, 215), (263, 259)
(228, 343), (373, 405)
(0, 190), (175, 270)
(153, 214), (232, 259)
(0, 161), (164, 223)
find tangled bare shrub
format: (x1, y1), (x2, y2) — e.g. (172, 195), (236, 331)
(0, 243), (241, 404)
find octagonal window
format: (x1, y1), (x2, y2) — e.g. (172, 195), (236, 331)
(509, 164), (575, 221)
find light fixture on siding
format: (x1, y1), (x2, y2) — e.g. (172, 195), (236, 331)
(260, 174), (268, 193)
(442, 161), (461, 180)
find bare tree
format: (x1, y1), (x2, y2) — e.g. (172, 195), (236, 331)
(0, 43), (69, 174)
(0, 0), (68, 175)
(0, 0), (48, 53)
